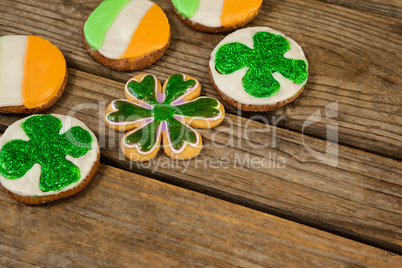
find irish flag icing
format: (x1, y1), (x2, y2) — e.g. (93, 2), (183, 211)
(83, 0), (170, 60)
(0, 35), (66, 109)
(173, 0), (262, 28)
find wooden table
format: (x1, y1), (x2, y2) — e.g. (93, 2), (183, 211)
(1, 0), (401, 266)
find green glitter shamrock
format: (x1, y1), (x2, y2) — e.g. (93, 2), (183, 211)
(0, 115), (93, 191)
(215, 31), (308, 98)
(105, 73), (224, 161)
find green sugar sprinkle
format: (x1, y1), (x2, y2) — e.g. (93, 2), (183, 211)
(0, 115), (92, 192)
(215, 31), (308, 98)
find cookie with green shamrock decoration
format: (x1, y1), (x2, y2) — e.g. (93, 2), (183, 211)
(209, 27), (309, 111)
(105, 73), (225, 161)
(0, 114), (100, 205)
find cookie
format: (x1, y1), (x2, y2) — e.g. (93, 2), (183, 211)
(105, 73), (225, 161)
(83, 0), (171, 71)
(172, 0), (262, 33)
(0, 35), (67, 114)
(0, 114), (100, 205)
(209, 27), (309, 111)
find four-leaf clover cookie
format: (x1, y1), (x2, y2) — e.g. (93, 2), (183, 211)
(209, 27), (309, 111)
(105, 73), (225, 161)
(0, 114), (100, 205)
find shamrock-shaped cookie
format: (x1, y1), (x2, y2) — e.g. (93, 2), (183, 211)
(0, 114), (100, 205)
(209, 27), (309, 111)
(105, 73), (225, 161)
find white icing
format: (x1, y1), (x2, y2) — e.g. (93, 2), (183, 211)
(0, 35), (27, 107)
(189, 0), (224, 27)
(209, 27), (308, 106)
(0, 114), (99, 197)
(98, 0), (154, 59)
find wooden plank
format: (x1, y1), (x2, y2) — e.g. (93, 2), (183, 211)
(0, 0), (401, 159)
(1, 69), (401, 253)
(316, 0), (402, 18)
(0, 163), (401, 267)
(261, 0), (402, 160)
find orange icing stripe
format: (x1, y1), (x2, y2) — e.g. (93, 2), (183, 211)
(220, 0), (262, 27)
(120, 4), (170, 59)
(22, 36), (66, 109)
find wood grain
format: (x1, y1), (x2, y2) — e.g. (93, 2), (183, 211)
(316, 0), (402, 18)
(1, 69), (401, 253)
(0, 0), (401, 264)
(0, 0), (400, 159)
(1, 163), (401, 267)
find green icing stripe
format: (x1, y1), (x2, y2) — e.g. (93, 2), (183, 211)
(83, 0), (130, 50)
(172, 0), (199, 18)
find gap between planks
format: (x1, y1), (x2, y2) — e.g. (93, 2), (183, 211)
(0, 162), (401, 267)
(0, 0), (400, 159)
(0, 68), (401, 255)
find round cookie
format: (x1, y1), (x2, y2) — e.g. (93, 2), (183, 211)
(0, 35), (68, 114)
(172, 0), (262, 33)
(209, 27), (309, 111)
(105, 73), (225, 162)
(0, 114), (100, 205)
(83, 0), (171, 71)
